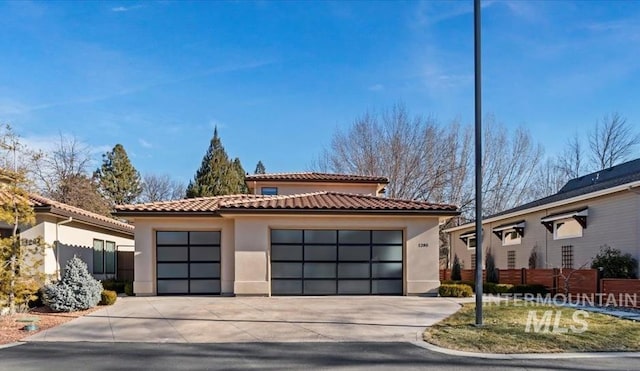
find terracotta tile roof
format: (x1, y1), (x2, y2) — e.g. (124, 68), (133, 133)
(244, 172), (389, 184)
(0, 189), (133, 235)
(115, 194), (263, 213)
(114, 192), (459, 216)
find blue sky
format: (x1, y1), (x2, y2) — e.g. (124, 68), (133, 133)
(2, 1), (640, 183)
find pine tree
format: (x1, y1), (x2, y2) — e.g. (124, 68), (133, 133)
(485, 248), (499, 283)
(254, 161), (266, 174)
(95, 144), (142, 205)
(451, 254), (462, 281)
(186, 128), (247, 197)
(42, 256), (103, 312)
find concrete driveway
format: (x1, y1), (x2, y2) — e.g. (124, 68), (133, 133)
(26, 296), (461, 343)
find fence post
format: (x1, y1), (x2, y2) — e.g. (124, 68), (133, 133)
(521, 268), (526, 285)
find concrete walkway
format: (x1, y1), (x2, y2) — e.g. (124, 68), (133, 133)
(26, 296), (461, 343)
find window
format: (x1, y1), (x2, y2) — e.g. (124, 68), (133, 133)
(554, 218), (583, 240)
(502, 230), (522, 246)
(261, 187), (278, 196)
(467, 237), (476, 249)
(507, 250), (516, 269)
(562, 245), (573, 269)
(470, 254), (476, 270)
(93, 239), (104, 274)
(94, 239), (116, 275)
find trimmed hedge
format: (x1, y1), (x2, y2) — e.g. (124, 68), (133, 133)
(483, 283), (513, 294)
(439, 284), (473, 298)
(99, 290), (117, 306)
(442, 280), (476, 292)
(101, 279), (127, 294)
(124, 281), (135, 296)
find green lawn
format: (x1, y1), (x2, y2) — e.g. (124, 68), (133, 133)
(424, 302), (640, 353)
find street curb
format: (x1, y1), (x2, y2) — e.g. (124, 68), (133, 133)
(0, 342), (26, 350)
(411, 339), (640, 359)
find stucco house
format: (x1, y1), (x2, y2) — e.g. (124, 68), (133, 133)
(1, 178), (135, 280)
(445, 158), (640, 273)
(114, 172), (459, 296)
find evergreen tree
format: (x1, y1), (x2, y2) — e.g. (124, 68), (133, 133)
(95, 144), (142, 205)
(186, 128), (247, 197)
(451, 254), (462, 281)
(254, 161), (266, 174)
(42, 256), (103, 312)
(485, 248), (499, 283)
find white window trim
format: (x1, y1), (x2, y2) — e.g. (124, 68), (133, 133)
(466, 236), (476, 250)
(553, 218), (583, 240)
(502, 229), (522, 246)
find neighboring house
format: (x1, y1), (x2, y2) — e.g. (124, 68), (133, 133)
(0, 178), (135, 280)
(114, 172), (459, 297)
(445, 158), (640, 273)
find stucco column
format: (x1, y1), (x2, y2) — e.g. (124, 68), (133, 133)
(405, 219), (440, 295)
(233, 217), (270, 295)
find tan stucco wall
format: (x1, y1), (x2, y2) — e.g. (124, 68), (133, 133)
(248, 181), (382, 196)
(130, 213), (443, 296)
(19, 216), (134, 279)
(449, 190), (640, 272)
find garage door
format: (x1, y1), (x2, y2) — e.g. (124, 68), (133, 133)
(156, 231), (221, 295)
(270, 229), (403, 295)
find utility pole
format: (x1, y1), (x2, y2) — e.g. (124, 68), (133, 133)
(474, 0), (484, 326)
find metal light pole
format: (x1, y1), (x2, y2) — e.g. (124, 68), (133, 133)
(474, 0), (483, 326)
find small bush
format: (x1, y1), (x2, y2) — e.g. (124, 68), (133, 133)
(509, 284), (549, 295)
(101, 279), (126, 294)
(42, 256), (103, 312)
(591, 245), (638, 279)
(483, 283), (513, 294)
(451, 254), (462, 281)
(439, 284), (473, 297)
(124, 281), (135, 296)
(442, 280), (475, 292)
(100, 290), (117, 305)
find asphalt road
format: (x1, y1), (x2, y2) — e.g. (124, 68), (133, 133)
(0, 342), (638, 371)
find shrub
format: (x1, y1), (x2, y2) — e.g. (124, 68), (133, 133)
(42, 256), (103, 312)
(101, 279), (126, 293)
(509, 284), (549, 295)
(124, 281), (135, 296)
(591, 245), (638, 279)
(441, 280), (475, 292)
(439, 284), (473, 298)
(485, 249), (499, 284)
(451, 254), (462, 281)
(528, 246), (538, 269)
(100, 290), (117, 305)
(483, 283), (513, 294)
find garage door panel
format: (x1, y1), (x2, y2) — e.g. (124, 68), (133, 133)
(304, 245), (337, 261)
(372, 263), (403, 278)
(304, 230), (337, 244)
(157, 263), (188, 278)
(372, 230), (403, 245)
(272, 262), (303, 278)
(157, 246), (188, 261)
(304, 280), (336, 295)
(271, 230), (303, 244)
(338, 245), (370, 261)
(304, 263), (336, 278)
(338, 230), (370, 244)
(157, 231), (188, 245)
(190, 280), (220, 293)
(372, 245), (403, 261)
(189, 231), (220, 245)
(190, 263), (220, 278)
(372, 280), (403, 294)
(157, 280), (189, 294)
(272, 245), (302, 261)
(272, 280), (302, 295)
(189, 245), (220, 261)
(338, 280), (371, 294)
(338, 263), (370, 278)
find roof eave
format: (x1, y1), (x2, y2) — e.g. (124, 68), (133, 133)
(218, 208), (460, 216)
(36, 207), (134, 236)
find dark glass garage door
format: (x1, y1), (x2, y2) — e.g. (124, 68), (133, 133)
(156, 231), (221, 295)
(270, 229), (403, 295)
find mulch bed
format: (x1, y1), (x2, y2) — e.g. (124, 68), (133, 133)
(0, 306), (102, 345)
